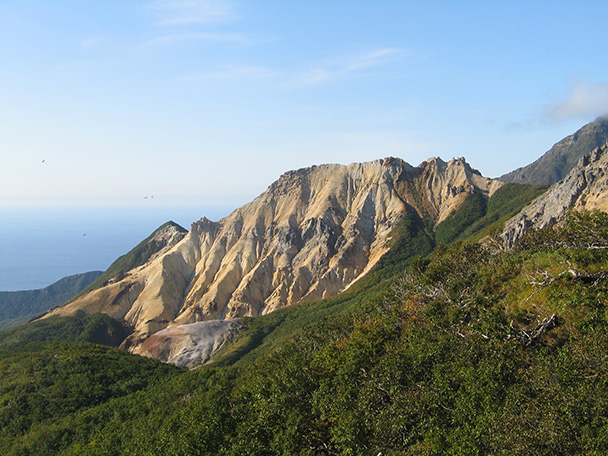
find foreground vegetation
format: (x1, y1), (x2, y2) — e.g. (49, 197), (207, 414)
(2, 184), (608, 454)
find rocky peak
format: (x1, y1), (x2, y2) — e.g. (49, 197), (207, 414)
(415, 156), (502, 223)
(45, 156), (503, 362)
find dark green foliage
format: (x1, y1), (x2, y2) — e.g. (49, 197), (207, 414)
(0, 343), (181, 453)
(373, 208), (435, 278)
(0, 314), (130, 351)
(2, 210), (608, 455)
(434, 192), (487, 244)
(0, 271), (103, 329)
(463, 183), (548, 238)
(74, 221), (186, 299)
(487, 183), (546, 215)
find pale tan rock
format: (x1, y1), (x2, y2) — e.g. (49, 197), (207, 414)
(45, 156), (502, 360)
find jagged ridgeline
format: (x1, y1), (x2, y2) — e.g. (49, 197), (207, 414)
(41, 156), (513, 360)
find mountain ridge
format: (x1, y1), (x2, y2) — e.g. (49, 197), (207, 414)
(500, 115), (608, 185)
(42, 156), (502, 358)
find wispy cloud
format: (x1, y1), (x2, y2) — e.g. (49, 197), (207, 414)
(544, 78), (608, 123)
(146, 0), (235, 26)
(176, 48), (409, 88)
(179, 64), (280, 82)
(139, 31), (251, 48)
(289, 48), (405, 87)
(80, 36), (105, 49)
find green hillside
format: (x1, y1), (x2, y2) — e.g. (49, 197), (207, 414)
(0, 271), (103, 329)
(1, 209), (608, 454)
(434, 183), (548, 244)
(12, 183), (608, 455)
(0, 313), (130, 351)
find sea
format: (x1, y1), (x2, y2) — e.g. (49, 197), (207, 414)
(0, 205), (235, 292)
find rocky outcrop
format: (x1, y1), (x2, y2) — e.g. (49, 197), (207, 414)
(415, 157), (502, 223)
(44, 156), (501, 363)
(502, 144), (608, 247)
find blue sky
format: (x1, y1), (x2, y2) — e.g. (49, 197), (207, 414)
(2, 0), (608, 207)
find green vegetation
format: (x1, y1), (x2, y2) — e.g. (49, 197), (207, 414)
(0, 343), (182, 452)
(74, 221), (186, 299)
(463, 183), (548, 239)
(434, 192), (487, 244)
(5, 187), (608, 454)
(0, 272), (103, 329)
(0, 313), (130, 352)
(434, 183), (547, 244)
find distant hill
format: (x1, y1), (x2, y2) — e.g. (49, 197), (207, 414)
(0, 313), (131, 350)
(0, 271), (103, 329)
(500, 115), (608, 185)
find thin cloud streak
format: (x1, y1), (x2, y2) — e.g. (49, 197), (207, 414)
(177, 49), (408, 88)
(80, 36), (105, 49)
(139, 31), (251, 48)
(146, 0), (235, 26)
(180, 64), (281, 82)
(289, 48), (406, 87)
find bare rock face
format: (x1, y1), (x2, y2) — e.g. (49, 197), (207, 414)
(415, 157), (502, 223)
(134, 319), (240, 368)
(502, 144), (608, 248)
(45, 156), (501, 362)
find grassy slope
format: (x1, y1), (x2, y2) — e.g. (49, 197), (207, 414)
(0, 313), (131, 351)
(0, 342), (182, 453)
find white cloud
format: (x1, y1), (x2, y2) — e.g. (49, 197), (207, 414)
(290, 48), (405, 87)
(544, 79), (608, 122)
(146, 0), (235, 26)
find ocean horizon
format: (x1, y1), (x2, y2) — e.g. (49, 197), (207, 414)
(0, 205), (235, 292)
